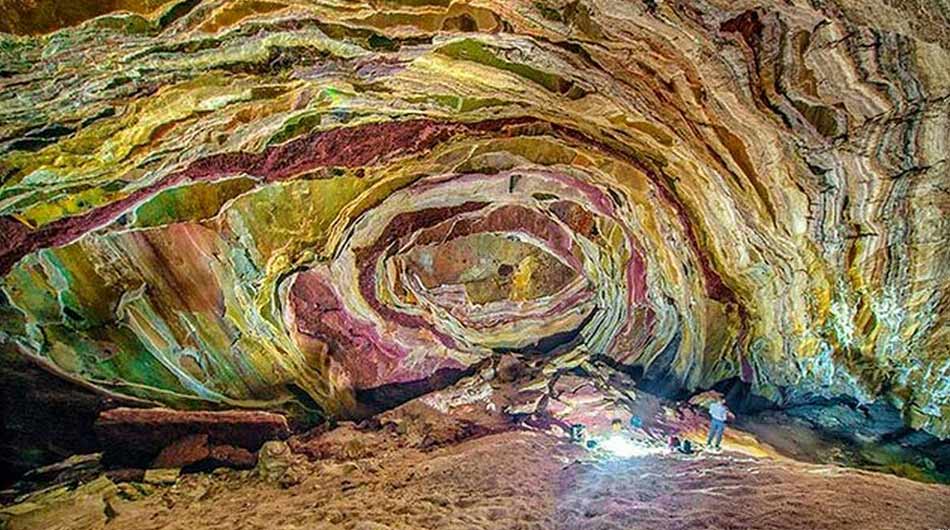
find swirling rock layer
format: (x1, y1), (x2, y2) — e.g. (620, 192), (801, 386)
(0, 0), (948, 445)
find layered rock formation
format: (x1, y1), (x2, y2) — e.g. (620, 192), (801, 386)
(0, 0), (947, 466)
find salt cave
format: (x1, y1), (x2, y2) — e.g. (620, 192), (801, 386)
(1, 0), (949, 529)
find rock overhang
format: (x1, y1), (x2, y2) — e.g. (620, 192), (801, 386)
(0, 0), (946, 444)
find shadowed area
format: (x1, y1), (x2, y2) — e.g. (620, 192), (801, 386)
(0, 0), (180, 35)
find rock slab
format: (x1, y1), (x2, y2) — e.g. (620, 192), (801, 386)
(95, 408), (289, 467)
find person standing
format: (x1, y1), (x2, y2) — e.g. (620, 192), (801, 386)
(706, 397), (730, 451)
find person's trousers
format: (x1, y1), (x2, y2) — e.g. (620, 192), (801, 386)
(707, 419), (725, 448)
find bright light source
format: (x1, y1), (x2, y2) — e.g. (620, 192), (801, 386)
(600, 435), (661, 458)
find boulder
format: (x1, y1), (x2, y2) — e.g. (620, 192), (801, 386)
(209, 445), (257, 469)
(143, 468), (180, 486)
(152, 434), (210, 469)
(495, 354), (528, 383)
(104, 468), (146, 484)
(148, 433), (259, 471)
(255, 440), (303, 484)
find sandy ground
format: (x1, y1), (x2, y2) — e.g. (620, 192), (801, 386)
(14, 430), (944, 530)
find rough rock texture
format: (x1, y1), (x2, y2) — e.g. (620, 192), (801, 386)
(149, 432), (257, 470)
(95, 408), (289, 466)
(255, 440), (305, 485)
(151, 434), (211, 469)
(3, 430), (950, 530)
(0, 0), (948, 469)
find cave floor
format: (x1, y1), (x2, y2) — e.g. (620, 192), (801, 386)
(15, 430), (950, 530)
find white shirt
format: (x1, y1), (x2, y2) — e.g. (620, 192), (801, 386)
(709, 402), (729, 422)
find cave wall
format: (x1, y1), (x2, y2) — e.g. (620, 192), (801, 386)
(0, 0), (947, 442)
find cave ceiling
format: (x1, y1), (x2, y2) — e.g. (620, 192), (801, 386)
(0, 0), (947, 436)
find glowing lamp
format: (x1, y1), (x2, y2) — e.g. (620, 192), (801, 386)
(600, 435), (661, 458)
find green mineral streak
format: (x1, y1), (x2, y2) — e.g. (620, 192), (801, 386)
(267, 87), (361, 145)
(0, 300), (27, 339)
(0, 36), (33, 74)
(116, 288), (266, 403)
(88, 13), (156, 35)
(436, 39), (586, 99)
(131, 177), (258, 228)
(367, 34), (397, 51)
(457, 96), (508, 112)
(42, 324), (192, 396)
(268, 111), (325, 146)
(185, 311), (268, 396)
(222, 176), (369, 270)
(3, 262), (61, 324)
(15, 187), (115, 228)
(408, 94), (508, 113)
(534, 2), (564, 22)
(157, 0), (201, 29)
(42, 247), (125, 327)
